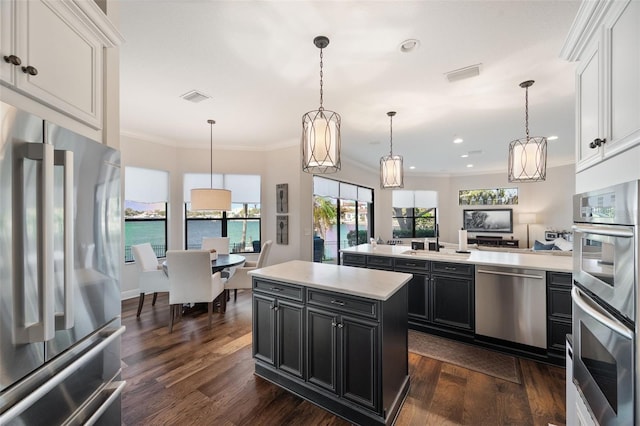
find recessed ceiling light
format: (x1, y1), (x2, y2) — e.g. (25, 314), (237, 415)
(399, 39), (420, 53)
(180, 90), (211, 103)
(409, 166), (416, 170)
(453, 138), (464, 144)
(460, 153), (469, 158)
(466, 164), (474, 168)
(548, 135), (558, 141)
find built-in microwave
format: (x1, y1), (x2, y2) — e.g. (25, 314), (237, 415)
(572, 180), (638, 322)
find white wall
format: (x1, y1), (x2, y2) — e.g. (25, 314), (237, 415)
(388, 164), (575, 248)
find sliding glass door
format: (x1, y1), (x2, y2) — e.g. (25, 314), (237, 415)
(313, 177), (373, 264)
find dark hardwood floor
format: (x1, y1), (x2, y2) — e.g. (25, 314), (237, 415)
(121, 291), (566, 426)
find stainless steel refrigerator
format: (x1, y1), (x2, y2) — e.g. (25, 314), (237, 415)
(0, 101), (125, 424)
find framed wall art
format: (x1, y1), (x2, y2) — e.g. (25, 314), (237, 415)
(463, 209), (513, 233)
(277, 215), (289, 245)
(458, 188), (518, 205)
(277, 183), (289, 213)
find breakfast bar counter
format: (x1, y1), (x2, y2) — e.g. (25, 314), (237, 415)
(249, 260), (411, 426)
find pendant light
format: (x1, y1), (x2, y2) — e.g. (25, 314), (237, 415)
(302, 35), (341, 174)
(508, 80), (547, 182)
(190, 119), (232, 211)
(380, 111), (404, 189)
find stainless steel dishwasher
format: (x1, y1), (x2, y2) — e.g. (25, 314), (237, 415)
(475, 266), (547, 348)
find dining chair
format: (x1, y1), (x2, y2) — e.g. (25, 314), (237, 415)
(131, 243), (169, 317)
(201, 236), (237, 278)
(224, 240), (272, 303)
(165, 250), (226, 332)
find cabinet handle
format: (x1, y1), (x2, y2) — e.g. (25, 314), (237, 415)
(589, 138), (606, 149)
(406, 263), (416, 267)
(337, 323), (344, 329)
(273, 306), (279, 312)
(270, 287), (282, 292)
(3, 55), (22, 66)
(331, 322), (337, 328)
(21, 65), (38, 76)
(444, 266), (456, 271)
(330, 299), (345, 306)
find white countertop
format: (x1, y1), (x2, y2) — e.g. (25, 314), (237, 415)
(341, 244), (573, 273)
(249, 260), (412, 301)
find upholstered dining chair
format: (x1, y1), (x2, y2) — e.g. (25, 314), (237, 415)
(132, 243), (169, 317)
(224, 240), (272, 303)
(165, 250), (226, 332)
(201, 236), (237, 278)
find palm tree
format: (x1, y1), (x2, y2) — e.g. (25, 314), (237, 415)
(313, 196), (336, 241)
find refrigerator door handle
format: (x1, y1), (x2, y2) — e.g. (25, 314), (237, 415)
(13, 143), (55, 343)
(83, 380), (127, 426)
(0, 326), (126, 424)
(54, 149), (75, 330)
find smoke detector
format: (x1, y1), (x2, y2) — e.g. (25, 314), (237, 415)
(180, 90), (211, 103)
(444, 64), (482, 83)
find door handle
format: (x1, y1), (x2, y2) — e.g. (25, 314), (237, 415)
(477, 269), (544, 280)
(572, 287), (632, 339)
(572, 224), (634, 238)
(13, 142), (55, 343)
(54, 150), (74, 330)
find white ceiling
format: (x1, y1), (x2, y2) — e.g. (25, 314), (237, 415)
(118, 0), (580, 176)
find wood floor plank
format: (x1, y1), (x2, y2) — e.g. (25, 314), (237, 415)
(121, 291), (567, 425)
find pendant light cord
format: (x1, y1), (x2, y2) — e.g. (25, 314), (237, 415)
(208, 119), (215, 189)
(524, 86), (529, 142)
(389, 114), (394, 156)
(319, 47), (324, 111)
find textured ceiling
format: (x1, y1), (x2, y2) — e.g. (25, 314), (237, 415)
(119, 0), (580, 176)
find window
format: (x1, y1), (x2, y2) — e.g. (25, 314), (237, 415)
(184, 174), (261, 253)
(313, 177), (374, 264)
(124, 167), (169, 262)
(392, 190), (437, 238)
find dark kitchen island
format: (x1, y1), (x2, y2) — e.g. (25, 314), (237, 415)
(249, 260), (411, 426)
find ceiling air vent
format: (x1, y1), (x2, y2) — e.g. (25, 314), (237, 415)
(444, 64), (482, 83)
(180, 90), (211, 103)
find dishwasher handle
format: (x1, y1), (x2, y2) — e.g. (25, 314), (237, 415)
(477, 269), (544, 280)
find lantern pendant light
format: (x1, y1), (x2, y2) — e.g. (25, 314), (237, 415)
(508, 80), (547, 182)
(302, 35), (341, 174)
(380, 111), (404, 189)
(190, 119), (232, 211)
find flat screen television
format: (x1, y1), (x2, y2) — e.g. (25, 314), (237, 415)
(463, 208), (513, 233)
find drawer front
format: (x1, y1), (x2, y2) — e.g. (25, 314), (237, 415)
(548, 272), (572, 288)
(366, 256), (394, 270)
(395, 257), (429, 273)
(548, 318), (571, 352)
(254, 279), (304, 301)
(432, 261), (473, 277)
(342, 253), (366, 267)
(307, 289), (379, 319)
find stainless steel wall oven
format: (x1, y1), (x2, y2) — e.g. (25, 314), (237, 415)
(572, 180), (639, 426)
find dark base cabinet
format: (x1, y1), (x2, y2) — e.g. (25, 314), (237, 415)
(253, 277), (410, 426)
(547, 272), (572, 364)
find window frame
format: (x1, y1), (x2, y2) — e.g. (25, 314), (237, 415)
(124, 202), (168, 262)
(392, 207), (437, 238)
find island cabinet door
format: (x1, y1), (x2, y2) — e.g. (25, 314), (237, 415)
(276, 299), (305, 379)
(340, 315), (379, 412)
(306, 307), (338, 393)
(407, 274), (430, 321)
(431, 275), (474, 332)
(253, 293), (276, 366)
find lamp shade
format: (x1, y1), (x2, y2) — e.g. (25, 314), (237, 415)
(190, 188), (232, 211)
(508, 136), (547, 182)
(519, 213), (537, 224)
(302, 109), (341, 173)
(380, 155), (404, 188)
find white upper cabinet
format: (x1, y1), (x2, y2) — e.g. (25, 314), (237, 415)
(561, 0), (640, 172)
(0, 0), (122, 129)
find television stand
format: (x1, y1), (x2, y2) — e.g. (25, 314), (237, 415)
(468, 236), (519, 248)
